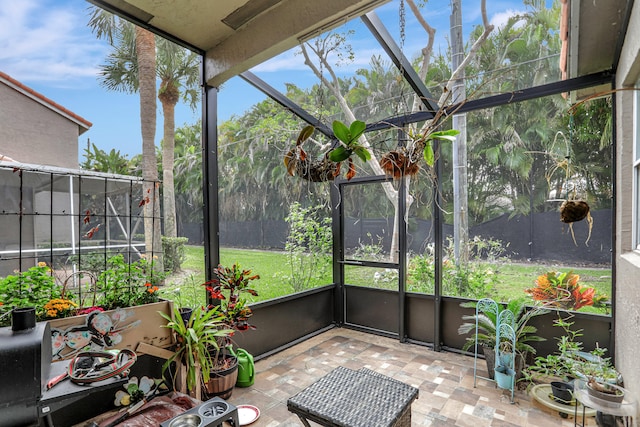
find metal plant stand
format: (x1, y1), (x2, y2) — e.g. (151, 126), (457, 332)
(472, 298), (516, 403)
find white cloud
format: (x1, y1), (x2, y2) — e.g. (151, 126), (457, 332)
(490, 9), (525, 29)
(0, 0), (105, 87)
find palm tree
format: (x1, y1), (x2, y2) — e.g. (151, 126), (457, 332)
(174, 121), (204, 227)
(156, 38), (200, 238)
(88, 8), (163, 271)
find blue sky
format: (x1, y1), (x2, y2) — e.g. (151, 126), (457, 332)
(0, 0), (534, 159)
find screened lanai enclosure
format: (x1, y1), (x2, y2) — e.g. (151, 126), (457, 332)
(7, 0), (621, 359)
(0, 162), (162, 319)
(75, 0), (627, 362)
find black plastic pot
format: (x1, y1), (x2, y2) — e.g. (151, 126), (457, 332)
(550, 381), (573, 404)
(178, 307), (193, 326)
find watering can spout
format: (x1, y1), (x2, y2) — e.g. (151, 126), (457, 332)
(233, 348), (255, 387)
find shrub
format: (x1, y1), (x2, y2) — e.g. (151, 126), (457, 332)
(283, 202), (332, 292)
(162, 236), (189, 273)
(408, 236), (507, 298)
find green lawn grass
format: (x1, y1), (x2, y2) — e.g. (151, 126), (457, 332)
(163, 245), (612, 314)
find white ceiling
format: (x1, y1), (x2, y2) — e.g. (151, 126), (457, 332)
(89, 0), (389, 86)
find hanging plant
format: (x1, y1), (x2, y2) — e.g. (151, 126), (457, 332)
(327, 120), (370, 180)
(379, 148), (419, 178)
(560, 200), (593, 245)
(284, 125), (339, 182)
(539, 131), (594, 246)
(284, 120), (370, 182)
(379, 129), (460, 178)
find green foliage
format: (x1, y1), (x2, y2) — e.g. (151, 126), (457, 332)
(407, 236), (508, 298)
(162, 236), (189, 273)
(421, 129), (460, 167)
(159, 305), (233, 392)
(97, 254), (166, 310)
(328, 120), (370, 163)
(457, 298), (547, 358)
(283, 202), (333, 292)
(166, 274), (206, 309)
(206, 263), (259, 333)
(523, 315), (620, 384)
(81, 142), (137, 175)
(0, 263), (62, 324)
(351, 233), (386, 261)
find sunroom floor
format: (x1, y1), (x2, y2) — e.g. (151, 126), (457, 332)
(227, 327), (588, 426)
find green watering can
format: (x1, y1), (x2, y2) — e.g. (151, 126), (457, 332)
(229, 347), (255, 387)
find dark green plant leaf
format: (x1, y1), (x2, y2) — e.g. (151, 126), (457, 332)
(332, 120), (350, 144)
(328, 146), (351, 162)
(354, 147), (371, 162)
(348, 120), (366, 143)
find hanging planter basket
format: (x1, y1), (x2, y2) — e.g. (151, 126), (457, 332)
(560, 200), (593, 246)
(379, 149), (420, 178)
(560, 200), (590, 223)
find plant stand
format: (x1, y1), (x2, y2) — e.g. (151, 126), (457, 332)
(572, 379), (637, 427)
(472, 298), (516, 403)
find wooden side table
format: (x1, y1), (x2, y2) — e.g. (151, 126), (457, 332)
(287, 366), (419, 427)
(572, 379), (638, 427)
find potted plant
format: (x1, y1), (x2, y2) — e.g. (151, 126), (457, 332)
(168, 274), (206, 325)
(458, 298), (547, 380)
(202, 263), (259, 397)
(159, 304), (233, 400)
(522, 315), (621, 386)
(586, 378), (625, 407)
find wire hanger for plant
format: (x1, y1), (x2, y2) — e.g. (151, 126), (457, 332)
(557, 114), (593, 246)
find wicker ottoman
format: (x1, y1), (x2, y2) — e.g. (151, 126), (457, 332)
(287, 366), (418, 427)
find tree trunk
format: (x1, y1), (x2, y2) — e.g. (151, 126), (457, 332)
(160, 85), (178, 238)
(135, 26), (164, 272)
(450, 0), (469, 265)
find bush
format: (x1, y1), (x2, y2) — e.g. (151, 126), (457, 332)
(408, 236), (507, 298)
(283, 202), (332, 292)
(162, 236), (189, 273)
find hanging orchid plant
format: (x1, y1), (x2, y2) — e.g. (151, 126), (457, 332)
(379, 128), (460, 178)
(284, 124), (338, 182)
(327, 120), (370, 180)
(284, 118), (459, 181)
(284, 120), (370, 182)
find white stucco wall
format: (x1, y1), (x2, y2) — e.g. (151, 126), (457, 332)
(615, 0), (640, 404)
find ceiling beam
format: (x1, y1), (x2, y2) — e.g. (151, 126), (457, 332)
(240, 71), (333, 137)
(204, 0), (388, 87)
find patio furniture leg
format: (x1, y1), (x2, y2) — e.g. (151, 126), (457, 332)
(296, 415), (312, 427)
